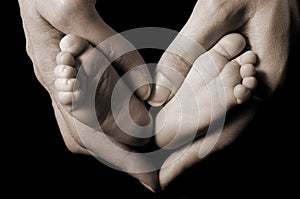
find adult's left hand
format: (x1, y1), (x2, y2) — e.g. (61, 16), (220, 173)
(148, 0), (300, 188)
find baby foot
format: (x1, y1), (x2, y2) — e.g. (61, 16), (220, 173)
(155, 33), (257, 147)
(54, 34), (151, 146)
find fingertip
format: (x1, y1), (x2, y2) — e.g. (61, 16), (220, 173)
(147, 85), (171, 106)
(136, 84), (151, 101)
(159, 167), (175, 189)
(131, 171), (159, 192)
(139, 181), (156, 193)
(124, 68), (152, 101)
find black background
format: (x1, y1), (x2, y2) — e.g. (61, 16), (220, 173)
(6, 0), (299, 198)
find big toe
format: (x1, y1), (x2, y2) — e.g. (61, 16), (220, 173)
(60, 34), (89, 56)
(194, 33), (246, 83)
(211, 33), (246, 60)
(208, 33), (246, 69)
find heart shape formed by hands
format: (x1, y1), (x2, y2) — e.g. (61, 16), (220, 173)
(54, 27), (258, 192)
(19, 0), (297, 192)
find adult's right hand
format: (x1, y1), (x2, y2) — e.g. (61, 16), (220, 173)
(18, 0), (158, 191)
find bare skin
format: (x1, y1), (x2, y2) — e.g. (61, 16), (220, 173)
(55, 34), (152, 146)
(155, 33), (257, 147)
(18, 0), (300, 192)
(149, 0), (300, 188)
(18, 0), (158, 191)
(54, 33), (257, 149)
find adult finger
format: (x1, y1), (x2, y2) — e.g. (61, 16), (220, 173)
(19, 0), (158, 190)
(148, 0), (251, 106)
(239, 0), (299, 98)
(159, 101), (259, 188)
(158, 0), (300, 187)
(58, 34), (152, 146)
(71, 115), (159, 192)
(37, 0), (151, 100)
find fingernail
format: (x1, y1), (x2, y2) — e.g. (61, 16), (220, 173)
(139, 84), (151, 101)
(148, 85), (171, 106)
(126, 69), (152, 101)
(147, 72), (173, 106)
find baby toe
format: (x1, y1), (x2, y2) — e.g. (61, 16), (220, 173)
(59, 34), (88, 56)
(57, 92), (73, 105)
(235, 51), (257, 65)
(55, 78), (80, 92)
(212, 33), (246, 60)
(54, 65), (77, 78)
(234, 84), (251, 104)
(242, 77), (257, 90)
(240, 64), (256, 78)
(56, 51), (75, 65)
(71, 89), (85, 108)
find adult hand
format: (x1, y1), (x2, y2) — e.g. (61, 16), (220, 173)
(148, 0), (300, 188)
(18, 0), (158, 191)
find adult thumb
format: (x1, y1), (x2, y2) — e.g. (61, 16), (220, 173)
(148, 0), (250, 106)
